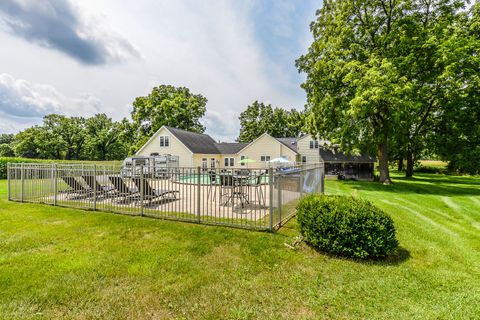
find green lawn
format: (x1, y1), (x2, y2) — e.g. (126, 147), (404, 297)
(0, 173), (479, 319)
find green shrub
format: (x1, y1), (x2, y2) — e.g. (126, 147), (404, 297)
(297, 194), (398, 259)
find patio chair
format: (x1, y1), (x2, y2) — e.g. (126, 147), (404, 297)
(82, 175), (116, 198)
(249, 173), (266, 206)
(207, 170), (217, 201)
(131, 178), (179, 206)
(108, 176), (139, 203)
(61, 176), (92, 199)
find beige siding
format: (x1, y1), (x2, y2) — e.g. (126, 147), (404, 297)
(192, 154), (221, 169)
(136, 127), (194, 167)
(237, 134), (298, 168)
(297, 134), (321, 164)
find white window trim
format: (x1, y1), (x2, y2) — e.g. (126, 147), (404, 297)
(159, 135), (170, 147)
(224, 157), (235, 167)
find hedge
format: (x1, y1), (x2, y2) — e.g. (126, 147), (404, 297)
(297, 194), (398, 259)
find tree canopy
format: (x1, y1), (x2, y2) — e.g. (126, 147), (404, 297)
(237, 101), (305, 142)
(297, 0), (471, 183)
(130, 85), (207, 152)
(11, 114), (130, 161)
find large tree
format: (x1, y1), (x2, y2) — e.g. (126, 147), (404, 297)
(433, 2), (480, 174)
(84, 114), (129, 160)
(0, 134), (15, 157)
(130, 85), (207, 151)
(43, 115), (86, 160)
(13, 126), (44, 158)
(297, 0), (467, 183)
(237, 101), (305, 142)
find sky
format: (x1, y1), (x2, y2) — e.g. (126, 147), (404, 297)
(0, 0), (320, 141)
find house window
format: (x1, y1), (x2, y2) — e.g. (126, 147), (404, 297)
(240, 155), (245, 166)
(309, 141), (314, 149)
(224, 157), (234, 167)
(202, 158), (208, 170)
(159, 135), (170, 147)
(260, 155), (271, 162)
(315, 140), (319, 149)
(211, 158), (216, 168)
(302, 156), (307, 163)
(309, 140), (319, 149)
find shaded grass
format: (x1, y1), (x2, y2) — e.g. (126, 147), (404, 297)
(1, 173), (479, 319)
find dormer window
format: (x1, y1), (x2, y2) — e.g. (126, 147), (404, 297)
(159, 135), (170, 147)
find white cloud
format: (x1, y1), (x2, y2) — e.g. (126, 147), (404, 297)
(0, 73), (102, 126)
(0, 0), (140, 65)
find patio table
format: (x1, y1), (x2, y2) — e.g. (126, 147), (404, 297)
(217, 173), (252, 207)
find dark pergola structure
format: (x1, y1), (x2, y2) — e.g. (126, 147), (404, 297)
(319, 147), (376, 181)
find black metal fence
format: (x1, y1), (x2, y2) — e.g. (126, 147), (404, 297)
(7, 163), (324, 230)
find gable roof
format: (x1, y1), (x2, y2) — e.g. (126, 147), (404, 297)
(215, 142), (249, 154)
(319, 146), (376, 163)
(275, 138), (298, 152)
(236, 132), (300, 155)
(165, 126), (221, 154)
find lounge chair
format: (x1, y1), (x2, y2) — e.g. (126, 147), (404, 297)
(131, 177), (179, 206)
(82, 175), (116, 198)
(61, 176), (92, 199)
(108, 176), (139, 202)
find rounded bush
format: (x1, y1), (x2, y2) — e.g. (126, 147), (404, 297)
(297, 194), (398, 259)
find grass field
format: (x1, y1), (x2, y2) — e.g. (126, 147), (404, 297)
(0, 172), (479, 319)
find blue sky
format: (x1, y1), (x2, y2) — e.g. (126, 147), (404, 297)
(0, 0), (319, 141)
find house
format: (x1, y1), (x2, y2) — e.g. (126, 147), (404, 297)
(136, 126), (375, 180)
(136, 126), (298, 169)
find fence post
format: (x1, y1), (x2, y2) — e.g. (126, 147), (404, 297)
(320, 164), (325, 194)
(20, 163), (25, 202)
(7, 163), (11, 201)
(299, 166), (304, 198)
(139, 165), (144, 216)
(93, 164), (97, 211)
(197, 166), (201, 223)
(277, 173), (282, 228)
(53, 164), (58, 206)
(268, 168), (274, 231)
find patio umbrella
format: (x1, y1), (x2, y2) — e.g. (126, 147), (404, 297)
(269, 157), (290, 164)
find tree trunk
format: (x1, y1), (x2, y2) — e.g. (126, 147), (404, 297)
(406, 149), (414, 177)
(378, 138), (391, 184)
(397, 158), (404, 171)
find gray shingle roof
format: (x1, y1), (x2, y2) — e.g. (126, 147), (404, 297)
(165, 127), (221, 154)
(319, 147), (376, 163)
(275, 138), (298, 152)
(214, 143), (249, 154)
